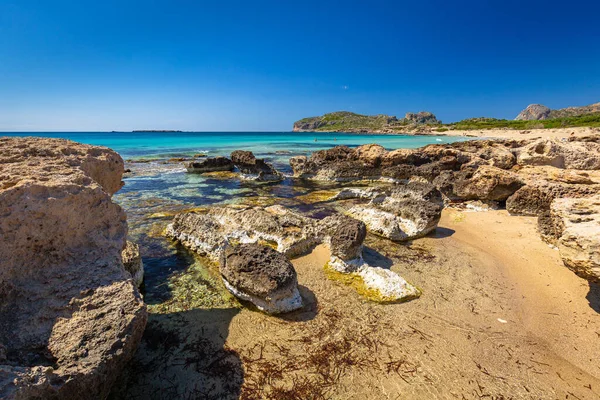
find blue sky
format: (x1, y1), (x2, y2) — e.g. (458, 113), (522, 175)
(1, 0), (599, 131)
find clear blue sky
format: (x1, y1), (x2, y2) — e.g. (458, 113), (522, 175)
(1, 0), (599, 131)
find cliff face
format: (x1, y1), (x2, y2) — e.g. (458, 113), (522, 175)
(0, 137), (147, 399)
(515, 102), (600, 120)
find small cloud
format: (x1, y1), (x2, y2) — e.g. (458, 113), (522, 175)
(342, 85), (349, 90)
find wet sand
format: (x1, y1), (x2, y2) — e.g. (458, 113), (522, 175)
(113, 209), (600, 399)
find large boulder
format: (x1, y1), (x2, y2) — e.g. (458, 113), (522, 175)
(0, 137), (147, 400)
(539, 196), (600, 282)
(221, 244), (302, 314)
(452, 165), (524, 202)
(506, 181), (599, 216)
(515, 104), (551, 120)
(230, 150), (283, 181)
(322, 215), (367, 262)
(346, 182), (444, 241)
(185, 156), (234, 173)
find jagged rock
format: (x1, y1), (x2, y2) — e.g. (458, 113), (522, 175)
(506, 181), (599, 216)
(166, 205), (320, 261)
(452, 165), (524, 201)
(346, 182), (443, 241)
(404, 111), (439, 124)
(539, 196), (600, 282)
(515, 104), (552, 120)
(322, 215), (367, 262)
(516, 139), (600, 170)
(221, 244), (302, 314)
(0, 137), (146, 400)
(185, 156), (234, 173)
(122, 241), (144, 287)
(352, 144), (387, 167)
(230, 150), (283, 181)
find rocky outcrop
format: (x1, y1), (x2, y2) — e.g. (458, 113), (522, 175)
(185, 156), (234, 173)
(404, 111), (439, 125)
(0, 137), (147, 400)
(538, 196), (600, 282)
(515, 139), (600, 170)
(515, 104), (552, 120)
(122, 241), (144, 288)
(166, 205), (320, 261)
(515, 102), (600, 120)
(452, 166), (524, 202)
(167, 204), (421, 303)
(230, 150), (283, 181)
(341, 182), (444, 241)
(506, 181), (599, 216)
(221, 244), (303, 314)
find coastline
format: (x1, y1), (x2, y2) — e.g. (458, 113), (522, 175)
(294, 125), (600, 140)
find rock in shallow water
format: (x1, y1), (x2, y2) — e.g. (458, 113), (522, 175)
(122, 241), (144, 288)
(221, 244), (303, 314)
(185, 156), (234, 173)
(231, 150), (283, 182)
(0, 137), (146, 400)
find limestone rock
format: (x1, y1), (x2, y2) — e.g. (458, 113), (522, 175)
(231, 150), (283, 181)
(322, 215), (367, 262)
(515, 104), (552, 120)
(347, 182), (443, 241)
(516, 139), (600, 170)
(122, 241), (144, 288)
(221, 244), (302, 314)
(0, 137), (146, 400)
(542, 196), (600, 282)
(185, 156), (234, 173)
(506, 181), (599, 216)
(452, 165), (524, 202)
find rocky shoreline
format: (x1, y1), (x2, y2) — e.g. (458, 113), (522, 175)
(2, 133), (599, 398)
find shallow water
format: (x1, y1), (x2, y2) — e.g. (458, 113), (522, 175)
(4, 131), (469, 303)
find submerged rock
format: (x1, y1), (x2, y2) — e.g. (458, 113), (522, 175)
(0, 137), (146, 400)
(539, 196), (600, 282)
(221, 244), (302, 314)
(186, 156), (234, 173)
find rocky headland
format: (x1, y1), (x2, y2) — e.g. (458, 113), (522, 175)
(0, 137), (147, 399)
(292, 101), (600, 137)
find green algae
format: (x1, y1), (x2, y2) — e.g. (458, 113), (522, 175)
(149, 257), (240, 314)
(323, 262), (395, 303)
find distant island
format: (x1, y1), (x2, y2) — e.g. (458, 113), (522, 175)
(293, 102), (600, 134)
(132, 130), (183, 133)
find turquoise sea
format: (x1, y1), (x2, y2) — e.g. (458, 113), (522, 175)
(3, 131), (469, 304)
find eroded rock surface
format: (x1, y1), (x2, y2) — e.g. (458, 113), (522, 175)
(122, 241), (144, 288)
(231, 150), (283, 181)
(221, 244), (302, 314)
(167, 204), (421, 304)
(0, 137), (146, 400)
(186, 156), (234, 173)
(539, 196), (600, 282)
(343, 182), (444, 241)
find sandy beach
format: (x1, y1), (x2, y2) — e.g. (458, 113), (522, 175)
(114, 208), (600, 399)
(429, 125), (600, 140)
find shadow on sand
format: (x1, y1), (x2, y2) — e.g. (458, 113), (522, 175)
(587, 282), (600, 314)
(109, 308), (243, 400)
